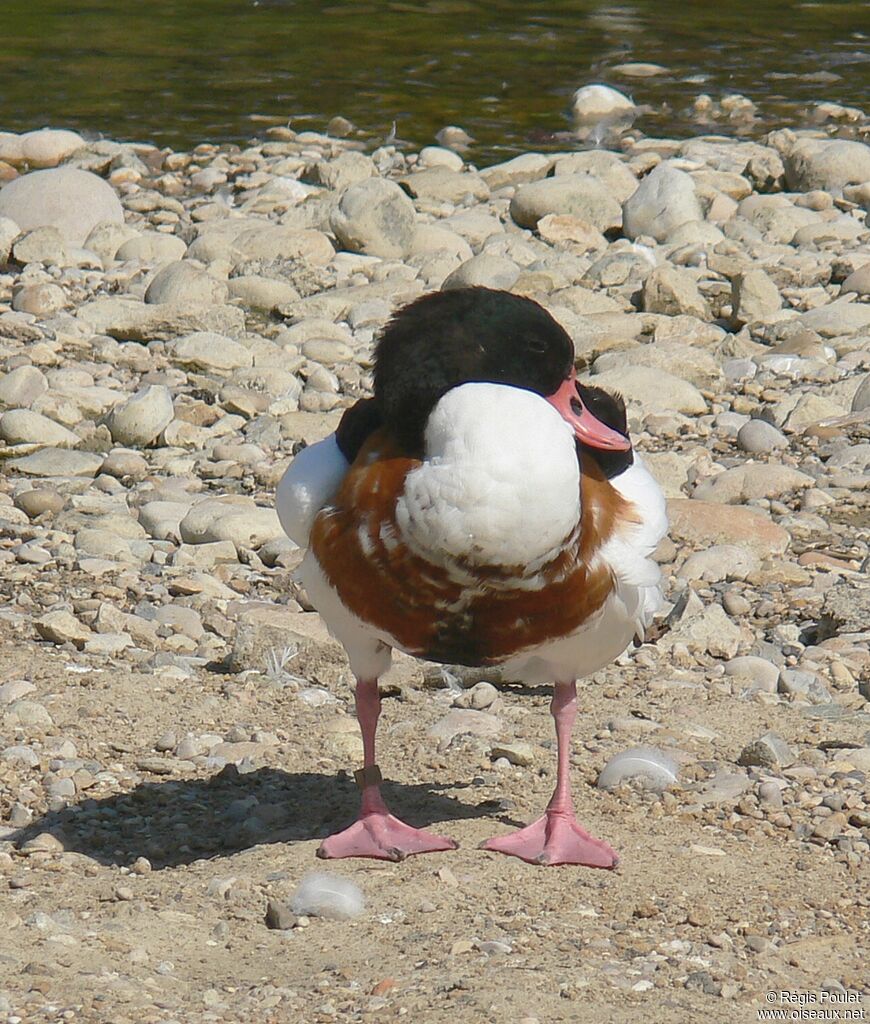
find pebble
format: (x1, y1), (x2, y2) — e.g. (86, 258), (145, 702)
(738, 732), (796, 769)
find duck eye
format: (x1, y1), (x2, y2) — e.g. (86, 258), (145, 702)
(528, 338), (547, 354)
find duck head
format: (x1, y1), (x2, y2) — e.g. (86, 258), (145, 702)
(373, 287), (632, 455)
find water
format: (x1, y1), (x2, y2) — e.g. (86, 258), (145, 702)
(1, 0), (868, 162)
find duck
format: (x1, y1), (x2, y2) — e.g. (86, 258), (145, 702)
(276, 287), (667, 867)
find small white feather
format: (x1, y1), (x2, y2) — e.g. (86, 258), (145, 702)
(289, 871), (365, 920)
(597, 746), (679, 792)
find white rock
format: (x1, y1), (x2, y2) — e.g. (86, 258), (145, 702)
(179, 498), (283, 549)
(693, 464), (814, 503)
(551, 150), (638, 203)
(138, 501), (194, 541)
(12, 226), (68, 265)
(731, 268), (782, 325)
(167, 332), (253, 373)
(20, 129), (86, 168)
(798, 298), (870, 338)
(851, 374), (870, 413)
(115, 232), (188, 262)
(588, 365), (707, 415)
(8, 447), (103, 477)
(784, 138), (870, 193)
(724, 656), (781, 693)
(510, 174), (622, 232)
(736, 419), (788, 453)
(418, 146), (464, 172)
(144, 261), (228, 305)
(623, 164), (703, 242)
(593, 340), (722, 389)
(0, 409), (79, 448)
(105, 385), (175, 446)
(0, 215), (20, 262)
(12, 282), (67, 315)
(227, 275), (300, 312)
(572, 84), (635, 124)
(0, 365), (48, 408)
(442, 253), (520, 291)
(678, 544), (761, 582)
(330, 178), (416, 258)
(642, 265), (709, 319)
(0, 167), (124, 246)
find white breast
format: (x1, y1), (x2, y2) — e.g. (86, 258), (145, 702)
(395, 383), (581, 569)
(501, 454), (668, 685)
(276, 435), (348, 547)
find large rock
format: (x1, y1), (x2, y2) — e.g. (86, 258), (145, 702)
(667, 499), (790, 557)
(0, 409), (79, 448)
(731, 268), (782, 326)
(0, 167), (124, 246)
(105, 385), (175, 446)
(441, 254), (520, 291)
(693, 464), (814, 504)
(0, 215), (19, 262)
(167, 332), (252, 373)
(678, 544), (761, 583)
(552, 151), (638, 203)
(144, 261), (228, 305)
(852, 374), (870, 413)
(736, 194), (820, 244)
(821, 583), (870, 635)
(797, 299), (870, 338)
(593, 341), (722, 389)
(229, 225), (334, 268)
(115, 232), (188, 263)
(1, 129), (85, 169)
(510, 175), (622, 232)
(330, 178), (416, 258)
(398, 167), (490, 204)
(588, 365), (707, 415)
(622, 164), (703, 242)
(642, 265), (709, 319)
(479, 153), (553, 191)
(572, 84), (635, 124)
(660, 601), (743, 659)
(0, 365), (48, 408)
(179, 498), (283, 550)
(76, 295), (245, 342)
(8, 448), (104, 477)
(784, 138), (870, 193)
(841, 262), (870, 298)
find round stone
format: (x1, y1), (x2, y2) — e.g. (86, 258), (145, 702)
(105, 385), (175, 446)
(736, 419), (788, 453)
(0, 167), (124, 246)
(13, 488), (64, 518)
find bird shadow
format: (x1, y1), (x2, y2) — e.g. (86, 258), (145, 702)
(8, 765), (515, 870)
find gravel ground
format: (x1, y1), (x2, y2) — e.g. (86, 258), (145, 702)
(0, 102), (868, 1023)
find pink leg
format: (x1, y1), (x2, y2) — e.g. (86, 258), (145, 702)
(481, 681), (618, 868)
(317, 678), (457, 861)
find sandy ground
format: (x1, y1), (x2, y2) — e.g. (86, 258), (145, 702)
(1, 607), (868, 1024)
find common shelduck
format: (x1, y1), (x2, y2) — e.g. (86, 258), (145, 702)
(277, 287), (667, 867)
